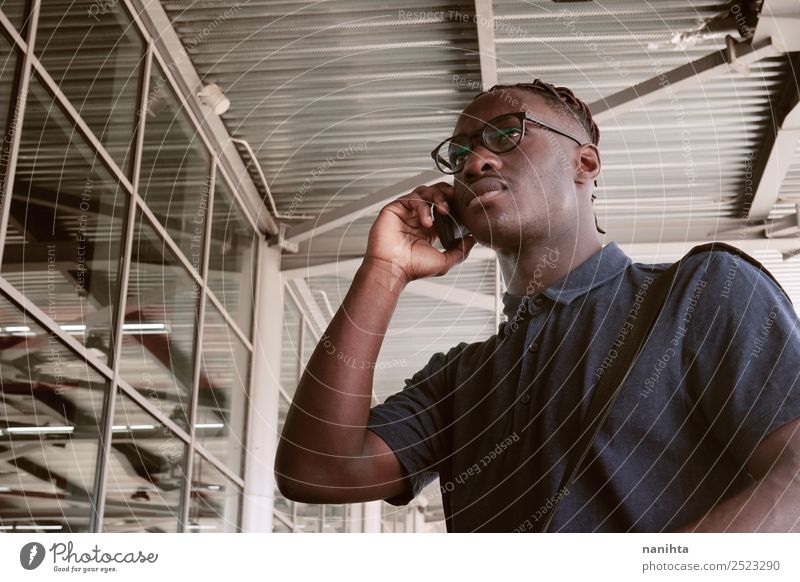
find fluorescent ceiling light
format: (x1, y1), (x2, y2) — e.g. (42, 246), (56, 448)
(6, 426), (74, 434)
(15, 524), (62, 530)
(194, 423), (224, 429)
(122, 323), (166, 331)
(60, 324), (87, 333)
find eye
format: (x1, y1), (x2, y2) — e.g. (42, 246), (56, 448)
(487, 127), (521, 147)
(448, 143), (471, 167)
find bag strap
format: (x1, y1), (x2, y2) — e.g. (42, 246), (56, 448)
(537, 242), (790, 533)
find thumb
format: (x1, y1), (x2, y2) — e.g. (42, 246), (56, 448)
(441, 235), (477, 272)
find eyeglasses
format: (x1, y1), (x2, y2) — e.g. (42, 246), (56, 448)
(430, 111), (588, 174)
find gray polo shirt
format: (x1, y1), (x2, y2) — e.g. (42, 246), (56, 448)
(367, 242), (800, 532)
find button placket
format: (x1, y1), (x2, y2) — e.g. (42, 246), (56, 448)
(513, 315), (545, 430)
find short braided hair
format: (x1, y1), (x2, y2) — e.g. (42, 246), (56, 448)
(474, 79), (600, 146)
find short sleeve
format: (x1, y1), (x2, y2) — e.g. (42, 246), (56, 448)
(367, 342), (467, 506)
(683, 251), (800, 467)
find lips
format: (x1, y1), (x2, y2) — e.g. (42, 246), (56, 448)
(465, 178), (507, 208)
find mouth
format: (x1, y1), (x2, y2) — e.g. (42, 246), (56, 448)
(465, 178), (507, 209)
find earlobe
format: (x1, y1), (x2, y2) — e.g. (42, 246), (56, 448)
(576, 144), (601, 185)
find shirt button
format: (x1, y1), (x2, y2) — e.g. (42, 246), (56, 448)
(533, 296), (545, 307)
(528, 341), (539, 353)
(520, 393), (531, 404)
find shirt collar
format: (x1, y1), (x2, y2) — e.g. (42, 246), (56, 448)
(501, 242), (631, 318)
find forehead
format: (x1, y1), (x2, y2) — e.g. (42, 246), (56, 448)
(454, 89), (555, 134)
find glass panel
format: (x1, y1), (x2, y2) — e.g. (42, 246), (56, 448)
(195, 302), (249, 476)
(323, 504), (346, 533)
(0, 0), (29, 33)
(1, 75), (127, 365)
(187, 452), (241, 533)
(273, 486), (293, 527)
(281, 295), (301, 396)
(36, 0), (143, 177)
(0, 33), (19, 193)
(0, 294), (107, 533)
(102, 390), (185, 533)
(272, 514), (291, 533)
(207, 175), (256, 337)
(117, 211), (198, 431)
(382, 502), (406, 533)
(294, 502), (322, 533)
(139, 61), (210, 266)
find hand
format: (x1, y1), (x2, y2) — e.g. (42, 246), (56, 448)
(364, 182), (477, 285)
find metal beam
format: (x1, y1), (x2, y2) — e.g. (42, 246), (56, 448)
(286, 278), (328, 336)
(754, 0), (800, 52)
(744, 54), (800, 220)
(475, 0), (497, 90)
(405, 279), (495, 311)
(590, 36), (782, 121)
(618, 238), (800, 262)
(281, 245), (497, 276)
(279, 171), (446, 246)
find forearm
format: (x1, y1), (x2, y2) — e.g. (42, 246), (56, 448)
(276, 258), (407, 472)
(677, 464), (800, 532)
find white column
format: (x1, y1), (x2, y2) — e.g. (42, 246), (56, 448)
(242, 244), (282, 532)
(347, 503), (364, 533)
(363, 501), (382, 533)
(413, 505), (425, 533)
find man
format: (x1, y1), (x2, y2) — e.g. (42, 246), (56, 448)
(275, 79), (800, 532)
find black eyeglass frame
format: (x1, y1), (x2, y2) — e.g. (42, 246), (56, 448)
(430, 111), (589, 174)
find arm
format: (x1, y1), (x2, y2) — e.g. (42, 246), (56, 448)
(274, 182), (476, 504)
(677, 416), (800, 532)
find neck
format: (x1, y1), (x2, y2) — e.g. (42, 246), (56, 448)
(496, 234), (602, 296)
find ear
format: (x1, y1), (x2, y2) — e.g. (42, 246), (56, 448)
(575, 144), (601, 185)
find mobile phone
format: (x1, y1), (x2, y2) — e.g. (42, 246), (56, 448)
(431, 204), (470, 250)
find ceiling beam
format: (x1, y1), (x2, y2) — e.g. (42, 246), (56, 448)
(744, 53), (800, 220)
(277, 171), (446, 246)
(590, 36), (782, 121)
(753, 0), (800, 52)
(404, 279), (495, 311)
(475, 0), (498, 90)
(281, 245), (497, 277)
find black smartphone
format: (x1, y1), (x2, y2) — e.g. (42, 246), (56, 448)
(431, 204), (470, 250)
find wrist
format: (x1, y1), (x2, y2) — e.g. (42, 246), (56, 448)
(359, 256), (409, 295)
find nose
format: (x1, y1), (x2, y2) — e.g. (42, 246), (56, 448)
(459, 142), (503, 182)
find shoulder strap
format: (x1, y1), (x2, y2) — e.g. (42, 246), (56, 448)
(537, 242), (788, 532)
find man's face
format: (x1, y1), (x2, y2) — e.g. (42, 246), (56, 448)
(451, 89), (588, 249)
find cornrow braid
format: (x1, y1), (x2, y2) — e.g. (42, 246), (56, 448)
(475, 79), (600, 146)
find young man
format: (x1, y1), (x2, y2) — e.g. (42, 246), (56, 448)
(275, 80), (800, 532)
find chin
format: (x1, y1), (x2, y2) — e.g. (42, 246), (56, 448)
(467, 218), (526, 250)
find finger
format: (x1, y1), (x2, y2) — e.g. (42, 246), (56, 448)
(399, 183), (453, 226)
(431, 189), (449, 215)
(439, 235), (477, 274)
